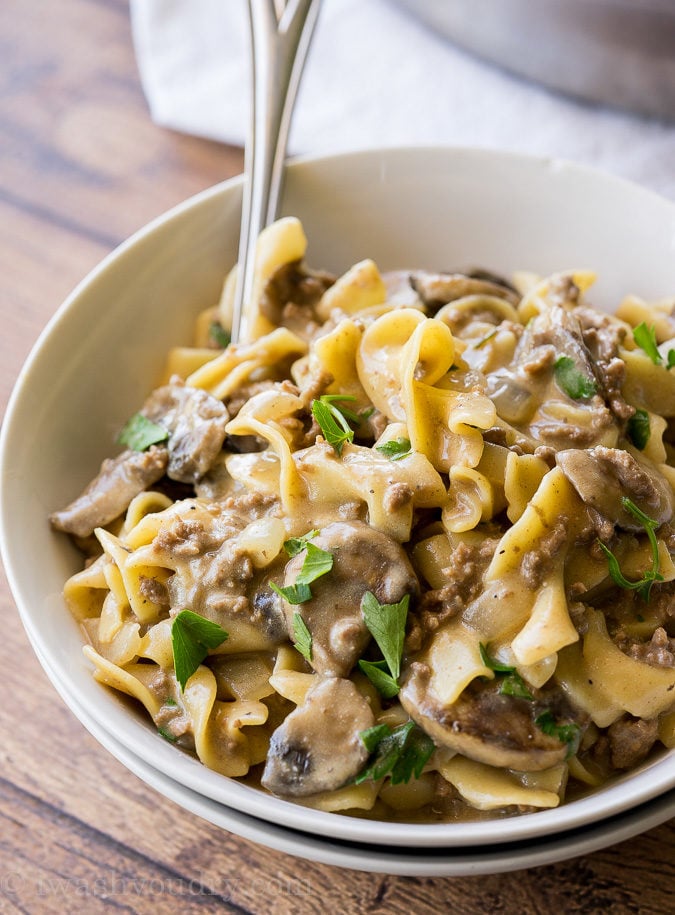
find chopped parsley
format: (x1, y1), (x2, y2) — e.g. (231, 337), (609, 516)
(479, 644), (534, 701)
(596, 497), (663, 601)
(157, 727), (177, 743)
(358, 592), (409, 697)
(473, 328), (498, 349)
(311, 394), (365, 455)
(270, 581), (312, 605)
(633, 323), (675, 369)
(626, 408), (650, 451)
(355, 721), (435, 785)
(375, 437), (413, 461)
(270, 541), (334, 605)
(117, 413), (169, 452)
(292, 612), (312, 662)
(283, 530), (319, 557)
(357, 659), (400, 699)
(209, 321), (231, 348)
(171, 609), (229, 691)
(633, 322), (662, 365)
(553, 356), (597, 400)
(535, 710), (582, 758)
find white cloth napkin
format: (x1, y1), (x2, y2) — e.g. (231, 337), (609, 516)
(130, 0), (675, 199)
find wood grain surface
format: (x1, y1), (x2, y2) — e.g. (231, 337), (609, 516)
(1, 1), (673, 912)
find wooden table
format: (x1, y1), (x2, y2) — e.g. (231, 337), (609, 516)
(1, 2), (673, 912)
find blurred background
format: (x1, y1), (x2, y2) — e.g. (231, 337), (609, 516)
(132, 0), (675, 198)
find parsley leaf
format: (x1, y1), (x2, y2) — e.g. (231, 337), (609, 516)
(361, 592), (409, 682)
(633, 322), (662, 365)
(479, 643), (514, 673)
(553, 356), (597, 400)
(283, 530), (319, 557)
(535, 710), (582, 758)
(479, 644), (534, 701)
(375, 437), (413, 461)
(473, 328), (498, 349)
(499, 675), (535, 700)
(297, 541), (334, 583)
(358, 592), (410, 698)
(357, 659), (400, 698)
(311, 394), (361, 455)
(171, 609), (228, 691)
(292, 612), (312, 662)
(117, 413), (169, 452)
(626, 408), (650, 450)
(157, 727), (177, 743)
(360, 723), (390, 753)
(355, 721), (435, 785)
(270, 581), (312, 605)
(209, 321), (231, 348)
(271, 542), (334, 605)
(668, 349), (675, 369)
(597, 497), (663, 601)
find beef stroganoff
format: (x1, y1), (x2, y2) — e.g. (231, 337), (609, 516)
(50, 217), (675, 821)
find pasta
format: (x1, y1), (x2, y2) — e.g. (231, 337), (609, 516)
(50, 216), (675, 822)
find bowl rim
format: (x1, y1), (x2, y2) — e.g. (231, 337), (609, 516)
(3, 144), (675, 849)
(31, 631), (675, 876)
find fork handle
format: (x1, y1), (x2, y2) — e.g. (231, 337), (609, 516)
(230, 0), (321, 344)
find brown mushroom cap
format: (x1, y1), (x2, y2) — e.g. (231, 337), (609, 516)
(261, 677), (374, 797)
(278, 520), (419, 677)
(400, 662), (585, 772)
(556, 446), (674, 531)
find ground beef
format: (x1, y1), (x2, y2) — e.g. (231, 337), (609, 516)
(623, 627), (675, 668)
(367, 409), (389, 441)
(297, 370), (334, 408)
(597, 578), (675, 632)
(520, 519), (568, 589)
(139, 575), (169, 608)
(259, 260), (335, 334)
(154, 517), (211, 558)
(519, 344), (556, 377)
(408, 536), (500, 651)
(383, 482), (413, 514)
(548, 275), (581, 309)
(219, 491), (279, 518)
(607, 716), (659, 769)
(574, 306), (634, 422)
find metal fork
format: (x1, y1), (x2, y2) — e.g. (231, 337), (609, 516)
(230, 0), (321, 344)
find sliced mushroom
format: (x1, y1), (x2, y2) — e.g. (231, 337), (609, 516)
(517, 303), (597, 390)
(556, 446), (674, 531)
(261, 677), (374, 797)
(141, 381), (229, 484)
(277, 520), (419, 677)
(410, 271), (520, 311)
(49, 446), (168, 538)
(488, 303), (617, 451)
(400, 665), (584, 771)
(258, 259), (335, 336)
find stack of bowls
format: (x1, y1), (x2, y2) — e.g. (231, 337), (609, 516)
(3, 148), (675, 876)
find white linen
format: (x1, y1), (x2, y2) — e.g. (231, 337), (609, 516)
(130, 0), (675, 198)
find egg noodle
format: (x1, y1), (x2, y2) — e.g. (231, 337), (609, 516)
(51, 217), (675, 821)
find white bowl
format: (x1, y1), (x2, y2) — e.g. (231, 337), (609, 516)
(31, 631), (675, 875)
(3, 147), (675, 850)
